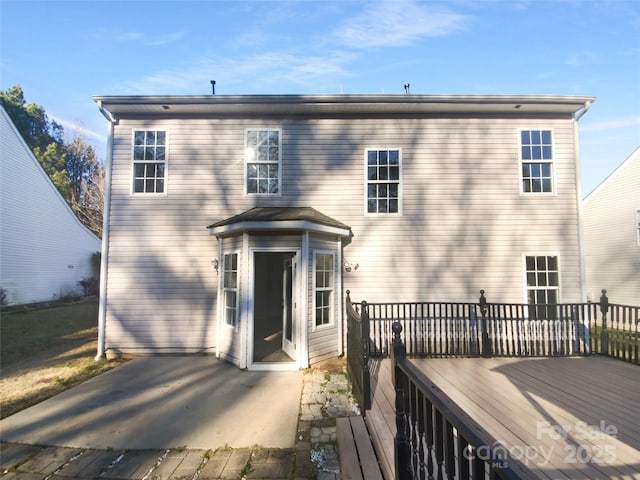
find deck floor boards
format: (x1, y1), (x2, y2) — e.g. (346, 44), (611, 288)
(367, 356), (640, 480)
(367, 358), (396, 480)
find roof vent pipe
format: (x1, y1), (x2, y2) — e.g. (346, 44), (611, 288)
(210, 80), (216, 95)
(404, 83), (410, 94)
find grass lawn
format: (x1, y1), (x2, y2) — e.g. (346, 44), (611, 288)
(0, 300), (126, 419)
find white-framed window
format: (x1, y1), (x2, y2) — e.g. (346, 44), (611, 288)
(366, 148), (401, 214)
(636, 208), (640, 246)
(245, 129), (281, 195)
(520, 130), (553, 194)
(132, 130), (167, 194)
(223, 253), (239, 327)
(525, 255), (559, 320)
(314, 252), (334, 328)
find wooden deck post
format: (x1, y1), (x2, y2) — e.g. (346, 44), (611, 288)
(391, 321), (412, 480)
(479, 290), (493, 358)
(599, 289), (609, 356)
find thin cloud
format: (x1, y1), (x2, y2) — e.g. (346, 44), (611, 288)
(581, 115), (640, 132)
(566, 50), (601, 67)
(88, 28), (183, 46)
(146, 32), (184, 46)
(50, 115), (105, 143)
(335, 0), (468, 49)
(116, 51), (355, 95)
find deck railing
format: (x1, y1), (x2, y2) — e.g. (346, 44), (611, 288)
(391, 323), (527, 480)
(345, 290), (371, 411)
(352, 289), (639, 364)
(346, 291), (638, 480)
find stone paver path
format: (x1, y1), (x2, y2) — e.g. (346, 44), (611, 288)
(1, 363), (362, 480)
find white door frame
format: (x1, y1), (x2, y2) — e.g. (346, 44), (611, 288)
(282, 256), (296, 359)
(246, 246), (302, 371)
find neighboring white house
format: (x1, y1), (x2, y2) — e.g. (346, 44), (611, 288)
(583, 147), (640, 306)
(93, 93), (594, 370)
(0, 106), (102, 305)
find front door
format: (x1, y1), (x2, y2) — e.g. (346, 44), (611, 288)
(253, 252), (297, 364)
(282, 257), (296, 359)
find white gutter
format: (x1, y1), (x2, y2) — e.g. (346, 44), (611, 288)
(95, 101), (116, 360)
(573, 100), (592, 302)
(209, 220), (351, 238)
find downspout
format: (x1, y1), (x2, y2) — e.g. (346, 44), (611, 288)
(95, 101), (116, 360)
(573, 100), (591, 302)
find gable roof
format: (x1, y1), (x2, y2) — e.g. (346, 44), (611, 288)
(584, 147), (640, 202)
(208, 207), (351, 237)
(0, 106), (101, 242)
(94, 94), (595, 121)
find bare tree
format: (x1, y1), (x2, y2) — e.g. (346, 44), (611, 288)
(72, 163), (104, 238)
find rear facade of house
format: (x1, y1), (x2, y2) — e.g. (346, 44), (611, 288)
(94, 94), (593, 370)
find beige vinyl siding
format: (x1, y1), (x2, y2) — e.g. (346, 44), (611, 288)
(104, 114), (582, 354)
(583, 149), (640, 305)
(308, 235), (342, 364)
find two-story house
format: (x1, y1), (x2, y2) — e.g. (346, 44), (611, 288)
(93, 94), (593, 370)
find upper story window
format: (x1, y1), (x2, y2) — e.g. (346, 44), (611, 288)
(245, 129), (281, 195)
(132, 130), (166, 194)
(525, 255), (559, 320)
(520, 130), (553, 194)
(366, 149), (401, 214)
(636, 209), (640, 246)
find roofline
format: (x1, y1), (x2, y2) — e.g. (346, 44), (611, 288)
(208, 220), (351, 237)
(93, 93), (596, 121)
(0, 106), (102, 243)
(93, 93), (595, 105)
(583, 146), (640, 202)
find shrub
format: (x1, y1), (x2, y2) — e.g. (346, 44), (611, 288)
(0, 288), (9, 306)
(91, 251), (101, 277)
(78, 277), (99, 297)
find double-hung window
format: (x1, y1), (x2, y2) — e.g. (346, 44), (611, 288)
(520, 130), (553, 193)
(223, 253), (238, 327)
(245, 129), (281, 194)
(525, 255), (559, 320)
(366, 149), (401, 214)
(314, 252), (334, 327)
(132, 130), (166, 194)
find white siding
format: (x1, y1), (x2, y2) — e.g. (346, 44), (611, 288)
(583, 148), (640, 305)
(0, 107), (101, 305)
(103, 114), (583, 355)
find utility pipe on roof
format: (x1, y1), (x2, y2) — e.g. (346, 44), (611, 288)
(95, 101), (115, 360)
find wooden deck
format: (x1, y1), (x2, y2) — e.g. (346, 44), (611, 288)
(365, 356), (640, 480)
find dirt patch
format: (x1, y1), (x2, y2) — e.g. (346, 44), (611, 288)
(311, 356), (347, 374)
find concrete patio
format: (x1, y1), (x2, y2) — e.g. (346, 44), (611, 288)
(0, 357), (365, 479)
(0, 357), (302, 451)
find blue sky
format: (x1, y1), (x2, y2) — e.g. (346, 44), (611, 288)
(1, 0), (638, 195)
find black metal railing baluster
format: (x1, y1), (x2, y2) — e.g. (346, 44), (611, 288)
(360, 290), (636, 364)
